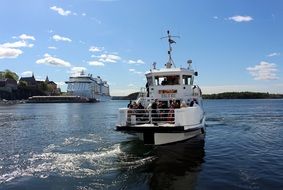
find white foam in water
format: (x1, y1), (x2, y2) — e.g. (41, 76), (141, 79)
(0, 143), (122, 183)
(0, 136), (156, 184)
(62, 135), (102, 146)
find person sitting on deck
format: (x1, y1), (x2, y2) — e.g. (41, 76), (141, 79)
(189, 98), (198, 107)
(138, 102), (144, 109)
(132, 101), (138, 109)
(150, 99), (158, 124)
(171, 98), (180, 109)
(180, 101), (187, 108)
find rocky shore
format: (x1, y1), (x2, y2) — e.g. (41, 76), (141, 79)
(0, 99), (26, 105)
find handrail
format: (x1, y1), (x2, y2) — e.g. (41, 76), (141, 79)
(126, 108), (176, 125)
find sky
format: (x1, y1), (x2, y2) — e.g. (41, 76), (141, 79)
(0, 0), (282, 95)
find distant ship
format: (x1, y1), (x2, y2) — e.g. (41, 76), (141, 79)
(65, 70), (111, 102)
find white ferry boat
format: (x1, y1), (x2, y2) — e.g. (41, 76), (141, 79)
(116, 31), (206, 145)
(65, 71), (111, 102)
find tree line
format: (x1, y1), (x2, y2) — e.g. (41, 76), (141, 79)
(112, 91), (283, 100)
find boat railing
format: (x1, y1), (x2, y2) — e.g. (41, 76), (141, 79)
(126, 108), (175, 125)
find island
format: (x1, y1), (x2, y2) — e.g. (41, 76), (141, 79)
(112, 91), (283, 100)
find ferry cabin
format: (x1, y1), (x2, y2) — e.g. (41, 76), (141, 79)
(141, 67), (202, 108)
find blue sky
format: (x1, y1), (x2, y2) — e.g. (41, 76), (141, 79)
(0, 0), (282, 95)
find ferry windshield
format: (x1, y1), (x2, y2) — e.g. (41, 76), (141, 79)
(182, 75), (193, 85)
(154, 75), (180, 85)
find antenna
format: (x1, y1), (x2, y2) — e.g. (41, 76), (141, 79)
(161, 30), (180, 68)
(152, 62), (157, 69)
(187, 60), (192, 69)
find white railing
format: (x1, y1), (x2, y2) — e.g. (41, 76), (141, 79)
(126, 108), (175, 125)
(117, 106), (203, 127)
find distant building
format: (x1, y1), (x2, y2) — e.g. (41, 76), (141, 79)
(19, 73), (37, 87)
(45, 76), (59, 95)
(0, 78), (17, 93)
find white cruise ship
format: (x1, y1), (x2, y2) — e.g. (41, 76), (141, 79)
(65, 71), (111, 102)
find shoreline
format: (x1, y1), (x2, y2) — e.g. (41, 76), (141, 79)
(0, 99), (26, 105)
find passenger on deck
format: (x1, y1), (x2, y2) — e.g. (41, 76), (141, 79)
(138, 103), (144, 109)
(132, 101), (138, 109)
(127, 100), (132, 108)
(171, 98), (180, 109)
(180, 101), (187, 108)
(161, 78), (168, 85)
(151, 99), (158, 109)
(151, 99), (158, 123)
(146, 82), (149, 97)
(189, 98), (198, 107)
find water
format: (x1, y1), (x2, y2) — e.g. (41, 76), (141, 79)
(0, 100), (282, 190)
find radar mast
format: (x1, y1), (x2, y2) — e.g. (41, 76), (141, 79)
(161, 30), (180, 68)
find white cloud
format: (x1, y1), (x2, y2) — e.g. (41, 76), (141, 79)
(21, 71), (33, 77)
(0, 40), (34, 48)
(94, 54), (121, 63)
(52, 34), (72, 42)
(89, 46), (103, 53)
(129, 68), (143, 75)
(70, 67), (87, 76)
(229, 15), (253, 22)
(128, 59), (144, 64)
(36, 53), (71, 67)
(0, 47), (23, 59)
(267, 52), (280, 57)
(48, 46), (57, 50)
(128, 59), (145, 64)
(19, 34), (35, 41)
(0, 34), (35, 59)
(88, 61), (105, 66)
(246, 61), (278, 80)
(50, 6), (71, 16)
(82, 13), (86, 16)
(213, 16), (219, 19)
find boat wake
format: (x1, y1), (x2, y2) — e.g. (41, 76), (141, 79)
(0, 137), (156, 185)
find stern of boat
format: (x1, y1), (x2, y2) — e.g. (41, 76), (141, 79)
(116, 106), (206, 145)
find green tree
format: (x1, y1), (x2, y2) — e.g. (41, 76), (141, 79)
(18, 81), (28, 88)
(38, 82), (48, 91)
(3, 70), (19, 81)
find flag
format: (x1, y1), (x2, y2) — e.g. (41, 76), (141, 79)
(169, 38), (176, 44)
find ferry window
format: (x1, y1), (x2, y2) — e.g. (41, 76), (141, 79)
(182, 75), (192, 85)
(155, 76), (162, 85)
(166, 75), (179, 85)
(155, 75), (179, 85)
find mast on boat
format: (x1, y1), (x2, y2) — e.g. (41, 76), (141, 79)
(161, 30), (180, 69)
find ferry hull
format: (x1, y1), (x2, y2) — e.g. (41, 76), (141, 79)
(116, 118), (206, 145)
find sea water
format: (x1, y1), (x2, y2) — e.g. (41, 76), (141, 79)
(0, 100), (282, 189)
